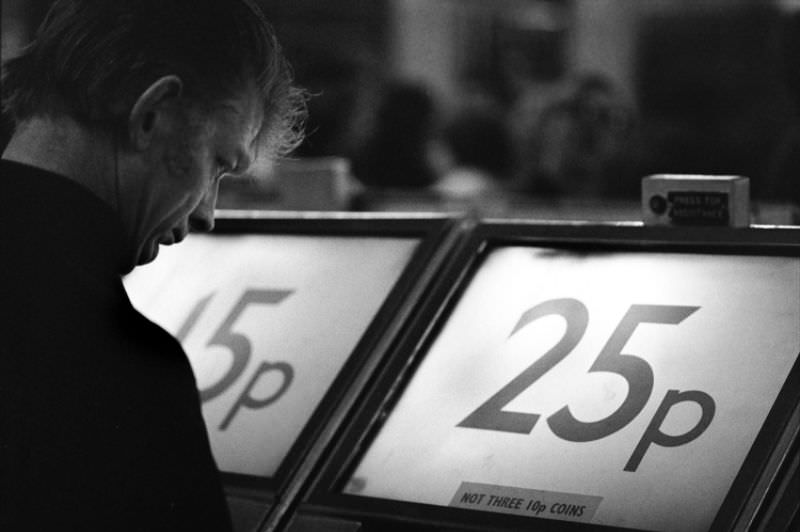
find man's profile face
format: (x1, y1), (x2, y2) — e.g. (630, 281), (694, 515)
(133, 86), (264, 266)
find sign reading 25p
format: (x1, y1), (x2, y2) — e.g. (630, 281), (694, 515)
(458, 298), (714, 473)
(346, 248), (799, 532)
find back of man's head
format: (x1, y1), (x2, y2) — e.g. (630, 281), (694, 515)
(2, 0), (305, 158)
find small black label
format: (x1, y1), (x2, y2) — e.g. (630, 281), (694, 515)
(666, 191), (729, 225)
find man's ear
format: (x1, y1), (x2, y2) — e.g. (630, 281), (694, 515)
(128, 75), (184, 151)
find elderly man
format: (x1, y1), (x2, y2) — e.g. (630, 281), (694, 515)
(0, 0), (305, 530)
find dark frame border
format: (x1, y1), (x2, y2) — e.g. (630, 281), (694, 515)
(297, 221), (800, 532)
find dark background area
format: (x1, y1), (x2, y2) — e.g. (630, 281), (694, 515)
(3, 0), (799, 205)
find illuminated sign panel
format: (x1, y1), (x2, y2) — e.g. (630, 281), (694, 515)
(298, 223), (800, 532)
(125, 232), (419, 477)
(344, 247), (799, 531)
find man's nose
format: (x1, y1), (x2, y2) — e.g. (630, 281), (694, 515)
(189, 185), (219, 232)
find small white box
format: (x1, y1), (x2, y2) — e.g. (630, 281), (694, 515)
(642, 174), (750, 227)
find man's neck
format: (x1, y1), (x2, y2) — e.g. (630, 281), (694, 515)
(2, 116), (117, 210)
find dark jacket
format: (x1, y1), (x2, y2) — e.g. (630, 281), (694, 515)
(0, 159), (232, 531)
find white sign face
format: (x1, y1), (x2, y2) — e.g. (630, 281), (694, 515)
(344, 247), (800, 532)
(125, 234), (419, 477)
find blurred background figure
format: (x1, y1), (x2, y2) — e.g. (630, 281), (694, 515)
(289, 52), (361, 159)
(515, 73), (639, 199)
(762, 9), (800, 208)
(434, 98), (514, 199)
(349, 80), (439, 189)
(4, 0), (800, 221)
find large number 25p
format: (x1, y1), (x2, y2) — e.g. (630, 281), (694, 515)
(458, 298), (716, 472)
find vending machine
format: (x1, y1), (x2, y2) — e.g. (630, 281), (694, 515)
(124, 211), (461, 531)
(286, 221), (800, 532)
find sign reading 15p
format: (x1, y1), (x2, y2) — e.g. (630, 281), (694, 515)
(176, 288), (296, 431)
(458, 298), (716, 472)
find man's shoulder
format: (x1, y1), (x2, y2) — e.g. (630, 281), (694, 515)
(0, 277), (230, 531)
